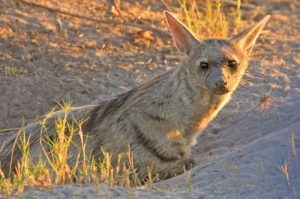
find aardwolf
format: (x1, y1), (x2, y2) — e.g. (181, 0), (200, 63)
(0, 12), (270, 180)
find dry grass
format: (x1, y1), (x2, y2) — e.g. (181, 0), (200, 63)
(173, 0), (242, 38)
(176, 0), (228, 38)
(290, 131), (297, 156)
(280, 161), (290, 187)
(279, 131), (299, 197)
(0, 102), (151, 197)
(235, 0), (242, 24)
(2, 65), (28, 76)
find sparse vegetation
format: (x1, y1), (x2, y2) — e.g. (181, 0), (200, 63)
(176, 0), (228, 37)
(278, 131), (299, 198)
(164, 0), (246, 38)
(0, 102), (151, 197)
(2, 65), (28, 76)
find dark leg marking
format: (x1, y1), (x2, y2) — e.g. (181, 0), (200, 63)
(132, 123), (178, 162)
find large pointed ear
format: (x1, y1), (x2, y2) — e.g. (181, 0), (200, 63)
(231, 15), (270, 54)
(164, 11), (198, 55)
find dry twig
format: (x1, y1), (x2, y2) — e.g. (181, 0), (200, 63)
(18, 0), (170, 37)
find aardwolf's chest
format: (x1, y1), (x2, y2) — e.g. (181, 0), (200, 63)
(194, 94), (231, 131)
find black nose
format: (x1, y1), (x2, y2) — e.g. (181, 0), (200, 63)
(215, 80), (227, 87)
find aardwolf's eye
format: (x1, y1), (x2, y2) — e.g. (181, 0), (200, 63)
(228, 60), (237, 68)
(200, 62), (209, 70)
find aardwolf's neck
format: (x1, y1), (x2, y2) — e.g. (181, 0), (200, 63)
(137, 64), (231, 134)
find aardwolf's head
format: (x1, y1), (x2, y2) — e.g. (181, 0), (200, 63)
(165, 11), (270, 95)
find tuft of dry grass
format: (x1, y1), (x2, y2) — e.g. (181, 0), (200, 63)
(164, 0), (244, 38)
(183, 167), (192, 198)
(280, 161), (290, 187)
(0, 102), (153, 197)
(174, 0), (234, 38)
(290, 131), (297, 156)
(279, 131), (299, 196)
(2, 65), (28, 76)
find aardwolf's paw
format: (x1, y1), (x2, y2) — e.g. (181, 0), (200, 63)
(158, 158), (196, 180)
(182, 158), (196, 170)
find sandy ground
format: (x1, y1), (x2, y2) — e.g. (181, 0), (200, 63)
(0, 0), (300, 198)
